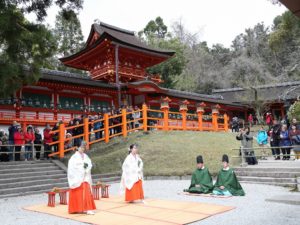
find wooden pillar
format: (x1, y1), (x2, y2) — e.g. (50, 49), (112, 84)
(181, 110), (187, 130)
(212, 112), (219, 132)
(224, 113), (229, 132)
(83, 118), (89, 150)
(58, 123), (65, 158)
(163, 108), (169, 131)
(122, 108), (127, 137)
(142, 104), (148, 132)
(104, 113), (109, 143)
(197, 112), (203, 131)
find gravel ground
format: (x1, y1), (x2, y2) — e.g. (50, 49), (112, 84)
(1, 180), (300, 225)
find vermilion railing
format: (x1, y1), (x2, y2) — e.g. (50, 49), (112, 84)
(47, 104), (228, 158)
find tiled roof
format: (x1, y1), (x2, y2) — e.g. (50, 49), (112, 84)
(40, 68), (115, 88)
(212, 81), (300, 103)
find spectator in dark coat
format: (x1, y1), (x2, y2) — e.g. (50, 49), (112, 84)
(34, 128), (42, 160)
(280, 124), (291, 160)
(8, 121), (18, 160)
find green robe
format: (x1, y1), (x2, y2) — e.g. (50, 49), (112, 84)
(185, 167), (214, 194)
(213, 167), (245, 196)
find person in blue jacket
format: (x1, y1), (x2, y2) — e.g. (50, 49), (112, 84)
(257, 126), (268, 159)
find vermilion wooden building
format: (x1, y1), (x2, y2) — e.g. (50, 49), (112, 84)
(0, 22), (246, 128)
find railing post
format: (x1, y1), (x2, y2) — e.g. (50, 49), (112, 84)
(197, 112), (203, 131)
(142, 104), (148, 132)
(181, 110), (187, 130)
(163, 108), (169, 131)
(122, 108), (127, 137)
(58, 123), (65, 159)
(83, 117), (90, 150)
(224, 113), (229, 132)
(32, 142), (36, 160)
(104, 113), (109, 143)
(212, 112), (218, 131)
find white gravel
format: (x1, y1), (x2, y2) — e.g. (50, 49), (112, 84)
(1, 180), (300, 225)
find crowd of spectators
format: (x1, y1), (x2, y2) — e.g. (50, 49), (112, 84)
(236, 116), (300, 164)
(0, 105), (142, 162)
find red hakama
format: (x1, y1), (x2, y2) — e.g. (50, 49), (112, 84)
(68, 182), (96, 213)
(125, 179), (144, 202)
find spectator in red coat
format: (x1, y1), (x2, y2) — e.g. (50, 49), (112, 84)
(43, 124), (53, 159)
(24, 125), (35, 160)
(266, 112), (273, 129)
(14, 126), (24, 161)
(248, 114), (253, 127)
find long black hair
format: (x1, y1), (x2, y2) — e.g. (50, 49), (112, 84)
(128, 144), (137, 154)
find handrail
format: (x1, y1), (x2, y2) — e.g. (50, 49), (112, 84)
(8, 104), (229, 159)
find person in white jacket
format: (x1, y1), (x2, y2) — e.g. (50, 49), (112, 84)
(120, 144), (144, 202)
(67, 141), (96, 214)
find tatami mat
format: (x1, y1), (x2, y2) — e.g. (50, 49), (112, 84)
(24, 195), (235, 225)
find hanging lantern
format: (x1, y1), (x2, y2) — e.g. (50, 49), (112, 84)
(65, 101), (70, 109)
(28, 98), (33, 107)
(50, 101), (54, 109)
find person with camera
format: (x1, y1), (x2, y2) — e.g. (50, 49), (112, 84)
(236, 127), (257, 165)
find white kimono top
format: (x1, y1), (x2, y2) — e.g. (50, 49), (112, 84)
(121, 153), (143, 191)
(67, 150), (93, 189)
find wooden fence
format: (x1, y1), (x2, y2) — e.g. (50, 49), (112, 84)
(47, 104), (228, 158)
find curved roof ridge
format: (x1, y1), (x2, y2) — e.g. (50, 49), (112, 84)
(97, 22), (135, 35)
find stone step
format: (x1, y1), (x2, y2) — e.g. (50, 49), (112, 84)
(235, 171), (300, 178)
(234, 167), (300, 173)
(0, 160), (52, 165)
(0, 180), (68, 195)
(0, 162), (54, 169)
(0, 173), (67, 184)
(0, 182), (69, 195)
(0, 177), (120, 199)
(239, 180), (297, 188)
(0, 169), (65, 179)
(0, 165), (59, 173)
(237, 176), (296, 184)
(0, 176), (120, 198)
(0, 177), (68, 189)
(0, 189), (57, 199)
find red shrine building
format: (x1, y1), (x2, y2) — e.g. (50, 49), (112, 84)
(0, 22), (253, 129)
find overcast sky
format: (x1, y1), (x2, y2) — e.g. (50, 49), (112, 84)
(33, 0), (287, 48)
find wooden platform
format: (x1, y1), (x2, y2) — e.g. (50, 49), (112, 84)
(24, 196), (235, 225)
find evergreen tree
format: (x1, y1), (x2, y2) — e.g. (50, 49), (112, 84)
(0, 0), (83, 97)
(53, 10), (84, 72)
(139, 17), (186, 88)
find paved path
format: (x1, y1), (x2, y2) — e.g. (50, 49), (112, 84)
(1, 180), (300, 225)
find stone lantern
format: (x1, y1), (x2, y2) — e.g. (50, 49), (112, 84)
(179, 100), (190, 112)
(160, 97), (171, 131)
(196, 102), (206, 113)
(212, 104), (221, 131)
(179, 100), (189, 130)
(196, 102), (206, 131)
(160, 97), (171, 110)
(212, 104), (221, 114)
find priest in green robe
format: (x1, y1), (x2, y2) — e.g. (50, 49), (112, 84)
(213, 154), (245, 196)
(184, 155), (214, 194)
